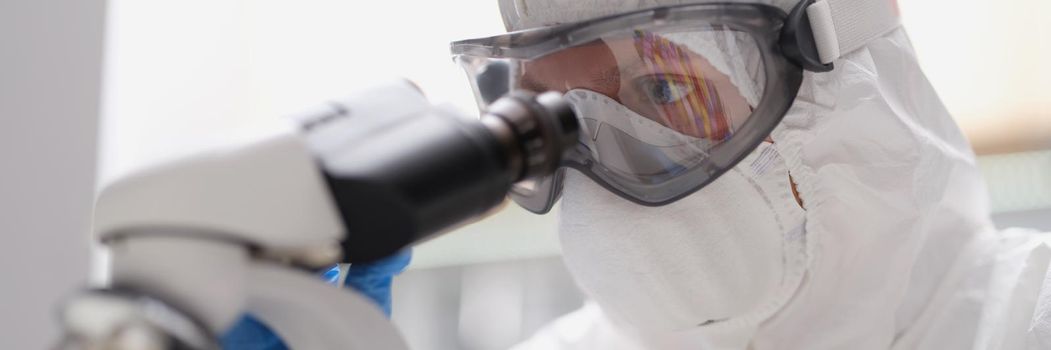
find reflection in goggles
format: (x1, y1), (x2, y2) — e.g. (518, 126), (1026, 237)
(633, 30), (733, 141)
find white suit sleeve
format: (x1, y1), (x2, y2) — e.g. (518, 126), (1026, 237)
(891, 228), (1051, 350)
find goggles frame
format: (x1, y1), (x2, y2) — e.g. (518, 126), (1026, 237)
(452, 1), (829, 213)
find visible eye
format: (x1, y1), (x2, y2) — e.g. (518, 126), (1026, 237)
(635, 76), (694, 105)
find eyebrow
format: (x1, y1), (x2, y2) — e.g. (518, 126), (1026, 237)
(518, 63), (621, 93)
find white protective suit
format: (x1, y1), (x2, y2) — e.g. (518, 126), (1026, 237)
(500, 0), (1051, 349)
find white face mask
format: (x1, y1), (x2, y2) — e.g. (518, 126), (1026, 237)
(558, 142), (807, 333)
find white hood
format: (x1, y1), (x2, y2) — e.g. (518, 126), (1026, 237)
(502, 0), (1007, 348)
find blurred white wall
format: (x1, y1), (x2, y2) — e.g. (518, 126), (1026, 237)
(900, 0), (1051, 154)
(901, 0), (1050, 124)
(0, 0), (106, 348)
(99, 0), (506, 183)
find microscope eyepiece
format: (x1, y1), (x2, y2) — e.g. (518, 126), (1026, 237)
(299, 84), (579, 263)
(480, 91), (579, 183)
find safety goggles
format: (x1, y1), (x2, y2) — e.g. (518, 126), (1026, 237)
(451, 1), (877, 213)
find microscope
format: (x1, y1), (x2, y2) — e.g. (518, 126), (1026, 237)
(55, 81), (579, 349)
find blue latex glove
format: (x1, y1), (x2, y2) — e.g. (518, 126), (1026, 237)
(221, 250), (412, 349)
(337, 250), (412, 316)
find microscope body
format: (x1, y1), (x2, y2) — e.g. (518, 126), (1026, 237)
(59, 81), (578, 349)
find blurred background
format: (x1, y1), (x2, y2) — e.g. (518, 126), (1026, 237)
(1, 0), (1048, 349)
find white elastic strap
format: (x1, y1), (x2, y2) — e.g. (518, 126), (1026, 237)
(807, 0), (902, 64)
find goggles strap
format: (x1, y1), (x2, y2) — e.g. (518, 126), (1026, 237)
(807, 0), (902, 64)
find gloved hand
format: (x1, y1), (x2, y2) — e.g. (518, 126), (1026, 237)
(331, 249), (412, 316)
(220, 250), (412, 350)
